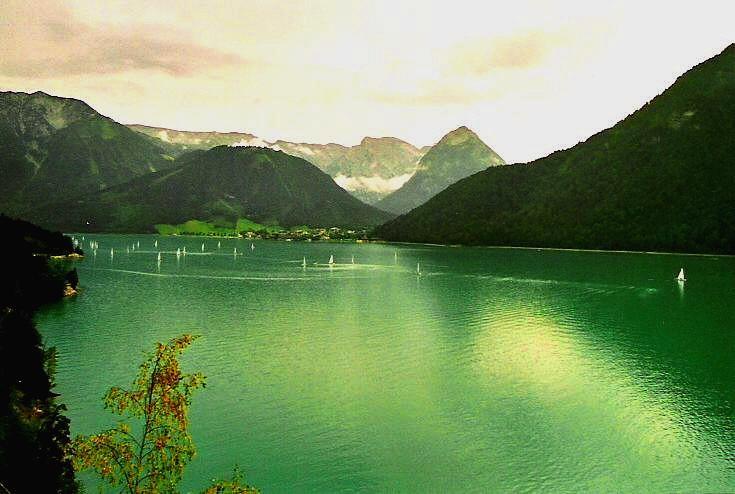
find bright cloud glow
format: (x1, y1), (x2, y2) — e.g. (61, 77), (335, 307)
(334, 173), (415, 194)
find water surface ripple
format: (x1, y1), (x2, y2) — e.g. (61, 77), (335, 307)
(36, 236), (735, 492)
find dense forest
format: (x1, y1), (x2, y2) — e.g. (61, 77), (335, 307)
(26, 146), (393, 233)
(0, 215), (81, 493)
(377, 44), (735, 254)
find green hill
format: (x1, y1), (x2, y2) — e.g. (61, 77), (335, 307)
(377, 44), (735, 254)
(0, 91), (173, 214)
(128, 125), (425, 204)
(376, 126), (505, 214)
(28, 145), (393, 232)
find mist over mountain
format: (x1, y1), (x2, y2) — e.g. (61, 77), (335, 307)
(376, 126), (505, 215)
(377, 44), (735, 254)
(128, 125), (425, 203)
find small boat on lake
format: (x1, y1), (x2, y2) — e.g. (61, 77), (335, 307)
(676, 268), (686, 282)
(328, 255), (334, 265)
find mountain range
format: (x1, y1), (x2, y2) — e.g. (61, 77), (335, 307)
(0, 91), (173, 214)
(376, 126), (505, 214)
(377, 44), (735, 254)
(27, 145), (392, 232)
(128, 124), (426, 203)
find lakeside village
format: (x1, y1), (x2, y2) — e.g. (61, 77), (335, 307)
(165, 225), (374, 242)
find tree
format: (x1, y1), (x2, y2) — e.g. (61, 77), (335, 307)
(71, 334), (258, 493)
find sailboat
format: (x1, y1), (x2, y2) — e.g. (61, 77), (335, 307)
(251, 243), (255, 251)
(328, 255), (334, 265)
(417, 262), (421, 276)
(157, 252), (162, 263)
(234, 247), (238, 256)
(302, 257), (307, 268)
(183, 247), (187, 256)
(154, 240), (158, 248)
(110, 248), (114, 258)
(201, 242), (205, 252)
(351, 255), (355, 264)
(176, 248), (181, 258)
(676, 268), (686, 282)
(217, 241), (221, 249)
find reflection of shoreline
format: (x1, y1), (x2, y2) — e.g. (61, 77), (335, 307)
(383, 240), (731, 258)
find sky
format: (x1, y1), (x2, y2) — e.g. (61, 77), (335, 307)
(1, 0), (733, 163)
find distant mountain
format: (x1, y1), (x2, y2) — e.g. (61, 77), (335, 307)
(278, 136), (424, 204)
(128, 125), (425, 203)
(127, 124), (259, 155)
(28, 146), (393, 232)
(0, 91), (173, 214)
(376, 126), (505, 214)
(377, 44), (735, 254)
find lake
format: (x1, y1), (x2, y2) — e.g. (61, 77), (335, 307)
(36, 235), (735, 492)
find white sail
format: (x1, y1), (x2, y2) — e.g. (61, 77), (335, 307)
(217, 241), (221, 249)
(157, 252), (162, 262)
(201, 243), (205, 252)
(677, 268), (686, 281)
(328, 255), (334, 265)
(351, 255), (355, 264)
(302, 257), (307, 268)
(183, 247), (186, 255)
(417, 262), (421, 275)
(251, 243), (255, 251)
(154, 240), (158, 248)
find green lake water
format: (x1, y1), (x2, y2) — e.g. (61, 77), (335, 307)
(36, 235), (735, 492)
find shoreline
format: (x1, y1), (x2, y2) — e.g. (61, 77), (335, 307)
(64, 232), (732, 258)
